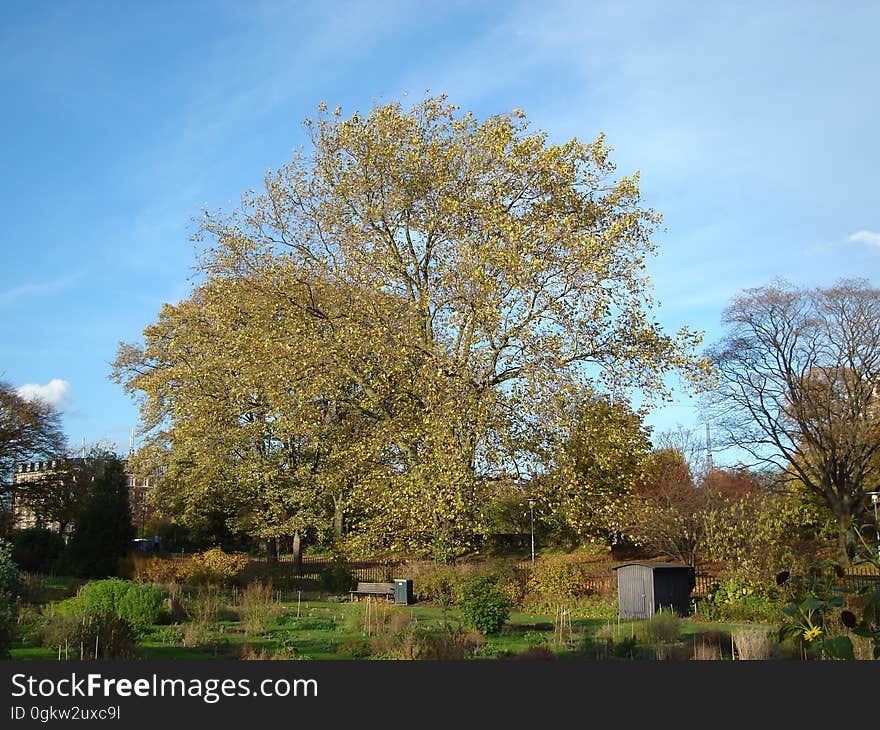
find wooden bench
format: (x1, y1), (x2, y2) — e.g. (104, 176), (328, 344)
(349, 581), (395, 602)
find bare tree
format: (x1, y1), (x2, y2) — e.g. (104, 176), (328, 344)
(651, 427), (710, 481)
(707, 278), (880, 563)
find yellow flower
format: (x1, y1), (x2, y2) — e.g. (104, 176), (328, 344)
(803, 626), (822, 642)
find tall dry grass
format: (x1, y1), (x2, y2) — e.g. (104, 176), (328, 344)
(235, 582), (284, 635)
(692, 640), (722, 660)
(732, 628), (771, 660)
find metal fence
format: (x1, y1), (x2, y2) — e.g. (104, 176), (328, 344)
(257, 556), (880, 596)
(691, 568), (880, 598)
(843, 565), (880, 591)
(693, 573), (714, 598)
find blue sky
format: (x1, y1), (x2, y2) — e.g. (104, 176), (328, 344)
(1, 0), (878, 463)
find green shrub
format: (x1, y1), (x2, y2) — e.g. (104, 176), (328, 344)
(319, 561), (355, 593)
(74, 579), (165, 631)
(47, 597), (86, 618)
(645, 609), (682, 645)
(40, 611), (137, 659)
(456, 576), (513, 635)
(11, 528), (65, 573)
(701, 578), (779, 623)
(476, 562), (527, 606)
(413, 565), (461, 607)
(0, 539), (22, 658)
(412, 562), (525, 608)
(117, 583), (165, 629)
(78, 579), (131, 617)
(526, 562), (586, 604)
(185, 547), (250, 586)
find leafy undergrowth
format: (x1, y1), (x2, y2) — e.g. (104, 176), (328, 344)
(10, 591), (784, 661)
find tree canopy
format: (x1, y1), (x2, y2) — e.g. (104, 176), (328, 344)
(0, 380), (65, 485)
(114, 95), (707, 559)
(535, 395), (651, 545)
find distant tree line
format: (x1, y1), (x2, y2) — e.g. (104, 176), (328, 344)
(0, 381), (134, 577)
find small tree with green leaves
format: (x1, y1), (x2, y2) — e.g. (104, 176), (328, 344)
(456, 576), (513, 635)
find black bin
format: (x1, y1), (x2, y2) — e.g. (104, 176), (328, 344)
(394, 579), (413, 605)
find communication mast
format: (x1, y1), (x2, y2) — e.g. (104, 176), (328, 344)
(705, 422), (714, 474)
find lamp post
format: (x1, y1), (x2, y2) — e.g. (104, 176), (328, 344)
(141, 487), (147, 538)
(527, 497), (535, 567)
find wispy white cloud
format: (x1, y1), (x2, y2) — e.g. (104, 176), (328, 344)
(105, 1), (414, 278)
(16, 378), (72, 410)
(0, 272), (82, 306)
(848, 230), (880, 247)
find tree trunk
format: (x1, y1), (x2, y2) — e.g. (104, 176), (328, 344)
(292, 532), (302, 576)
(837, 512), (854, 566)
(334, 502), (344, 538)
(267, 537), (278, 563)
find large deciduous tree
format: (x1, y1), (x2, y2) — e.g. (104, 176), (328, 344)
(0, 381), (66, 484)
(707, 278), (880, 563)
(623, 438), (710, 566)
(0, 381), (66, 534)
(115, 95), (707, 560)
(114, 278), (351, 563)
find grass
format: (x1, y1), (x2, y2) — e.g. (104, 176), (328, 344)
(10, 582), (782, 661)
(19, 573), (86, 606)
(9, 646), (58, 660)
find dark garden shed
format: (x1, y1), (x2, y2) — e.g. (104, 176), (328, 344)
(613, 563), (695, 619)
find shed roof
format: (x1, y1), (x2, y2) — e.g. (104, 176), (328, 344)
(612, 562), (693, 571)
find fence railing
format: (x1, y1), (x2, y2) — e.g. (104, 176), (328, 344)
(692, 569), (880, 598)
(255, 556), (402, 583)
(255, 556), (880, 597)
(693, 573), (714, 598)
(843, 565), (880, 591)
